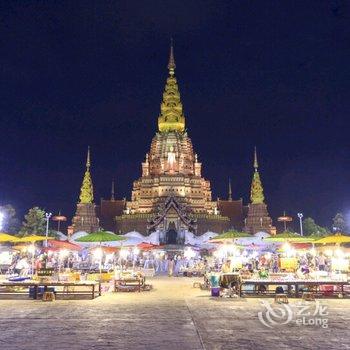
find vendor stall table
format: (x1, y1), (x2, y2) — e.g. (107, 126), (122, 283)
(114, 277), (145, 292)
(220, 273), (241, 289)
(240, 279), (350, 298)
(0, 281), (101, 299)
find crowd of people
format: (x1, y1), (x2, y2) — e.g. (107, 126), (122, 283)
(1, 246), (346, 280)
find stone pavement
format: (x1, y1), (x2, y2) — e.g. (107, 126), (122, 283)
(0, 277), (349, 350)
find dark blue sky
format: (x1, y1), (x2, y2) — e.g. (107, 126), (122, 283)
(1, 1), (350, 228)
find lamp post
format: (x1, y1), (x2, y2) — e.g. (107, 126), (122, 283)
(45, 212), (52, 247)
(0, 212), (4, 231)
(297, 213), (304, 236)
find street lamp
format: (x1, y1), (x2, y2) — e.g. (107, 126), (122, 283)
(297, 213), (304, 236)
(0, 212), (4, 231)
(45, 212), (52, 247)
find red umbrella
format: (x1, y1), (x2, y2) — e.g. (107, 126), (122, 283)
(291, 242), (313, 250)
(47, 240), (82, 251)
(89, 246), (119, 254)
(137, 242), (158, 250)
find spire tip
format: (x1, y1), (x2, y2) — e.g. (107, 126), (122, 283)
(111, 180), (115, 201)
(228, 178), (232, 201)
(86, 146), (91, 168)
(254, 146), (258, 170)
(167, 38), (176, 74)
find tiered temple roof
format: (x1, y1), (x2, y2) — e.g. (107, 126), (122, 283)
(113, 43), (230, 238)
(87, 45), (274, 238)
(72, 148), (99, 233)
(244, 148), (274, 234)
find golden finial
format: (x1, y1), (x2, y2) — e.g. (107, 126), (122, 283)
(254, 146), (258, 171)
(167, 38), (176, 75)
(111, 180), (115, 201)
(86, 146), (91, 169)
(228, 178), (232, 201)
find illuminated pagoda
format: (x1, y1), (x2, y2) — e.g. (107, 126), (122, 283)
(95, 45), (274, 241)
(244, 148), (275, 234)
(98, 44), (249, 243)
(72, 147), (99, 233)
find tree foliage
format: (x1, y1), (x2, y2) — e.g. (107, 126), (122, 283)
(302, 217), (329, 236)
(332, 213), (346, 233)
(0, 204), (20, 234)
(19, 207), (46, 236)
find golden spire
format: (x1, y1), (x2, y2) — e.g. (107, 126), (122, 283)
(158, 40), (185, 133)
(167, 38), (176, 75)
(111, 180), (115, 201)
(250, 148), (265, 204)
(254, 146), (258, 170)
(228, 178), (232, 201)
(79, 147), (94, 204)
(86, 146), (91, 168)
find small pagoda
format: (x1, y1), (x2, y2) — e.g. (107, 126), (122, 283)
(71, 147), (99, 233)
(244, 148), (275, 235)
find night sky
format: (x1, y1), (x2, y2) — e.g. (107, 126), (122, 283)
(1, 1), (350, 229)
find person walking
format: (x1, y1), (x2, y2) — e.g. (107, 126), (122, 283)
(168, 258), (174, 277)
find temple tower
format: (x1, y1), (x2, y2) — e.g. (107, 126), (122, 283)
(244, 148), (274, 234)
(72, 147), (99, 233)
(115, 43), (229, 240)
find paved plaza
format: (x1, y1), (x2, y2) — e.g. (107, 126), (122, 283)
(0, 277), (349, 350)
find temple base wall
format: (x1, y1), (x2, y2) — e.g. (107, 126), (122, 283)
(244, 203), (273, 234)
(194, 215), (230, 235)
(115, 215), (151, 235)
(72, 203), (99, 233)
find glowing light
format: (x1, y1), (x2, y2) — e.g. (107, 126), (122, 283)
(331, 258), (349, 271)
(133, 247), (140, 256)
(184, 247), (196, 259)
(0, 212), (4, 231)
(105, 253), (114, 262)
(335, 249), (345, 258)
(282, 242), (295, 257)
(282, 242), (291, 252)
(59, 249), (69, 259)
(225, 244), (239, 257)
(214, 248), (225, 259)
(27, 245), (35, 255)
(231, 257), (243, 269)
(93, 248), (103, 260)
(325, 249), (333, 257)
(0, 251), (12, 264)
(120, 249), (129, 259)
(251, 251), (258, 259)
(310, 248), (317, 256)
(265, 252), (272, 260)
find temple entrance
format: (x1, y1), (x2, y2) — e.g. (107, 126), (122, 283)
(166, 222), (178, 244)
